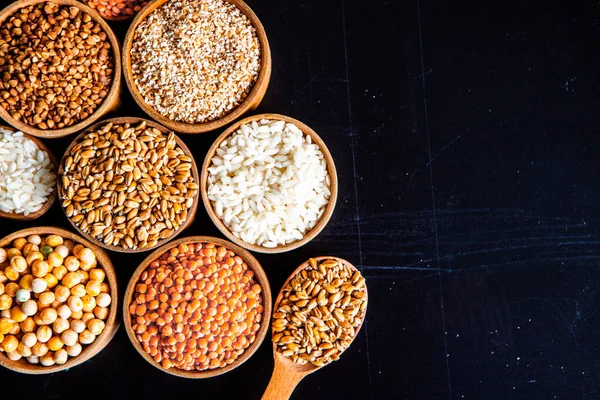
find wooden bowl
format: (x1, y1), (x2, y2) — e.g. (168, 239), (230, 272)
(0, 0), (121, 139)
(57, 117), (200, 253)
(262, 257), (368, 399)
(122, 0), (271, 134)
(201, 114), (338, 254)
(0, 226), (119, 374)
(0, 125), (58, 220)
(123, 235), (272, 378)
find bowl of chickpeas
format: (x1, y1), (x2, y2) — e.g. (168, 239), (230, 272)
(123, 236), (271, 378)
(0, 227), (118, 374)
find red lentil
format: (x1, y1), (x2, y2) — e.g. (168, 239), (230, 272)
(130, 242), (263, 371)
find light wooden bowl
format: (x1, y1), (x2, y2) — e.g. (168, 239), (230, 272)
(0, 226), (119, 374)
(262, 257), (368, 400)
(122, 0), (271, 134)
(0, 125), (58, 220)
(123, 235), (272, 378)
(57, 117), (200, 253)
(0, 0), (121, 139)
(201, 114), (338, 254)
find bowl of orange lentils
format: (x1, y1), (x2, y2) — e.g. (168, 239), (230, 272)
(123, 236), (271, 378)
(82, 0), (149, 21)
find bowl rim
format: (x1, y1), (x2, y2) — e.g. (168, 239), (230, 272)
(121, 0), (272, 134)
(200, 113), (338, 254)
(57, 116), (200, 254)
(0, 125), (58, 221)
(0, 0), (122, 139)
(0, 226), (119, 374)
(122, 235), (272, 378)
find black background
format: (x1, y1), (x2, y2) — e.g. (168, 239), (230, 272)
(2, 0), (600, 399)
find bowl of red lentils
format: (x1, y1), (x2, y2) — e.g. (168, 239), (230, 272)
(0, 227), (118, 374)
(123, 236), (271, 378)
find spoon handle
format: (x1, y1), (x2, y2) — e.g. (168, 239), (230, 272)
(261, 359), (308, 400)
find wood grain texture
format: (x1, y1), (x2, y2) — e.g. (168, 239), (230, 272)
(123, 235), (272, 378)
(0, 226), (119, 374)
(201, 114), (339, 254)
(262, 257), (368, 400)
(0, 125), (58, 220)
(121, 0), (271, 134)
(57, 117), (200, 253)
(0, 0), (122, 138)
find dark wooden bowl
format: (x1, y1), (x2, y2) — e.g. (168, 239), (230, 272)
(0, 0), (121, 138)
(123, 235), (272, 378)
(0, 125), (58, 220)
(122, 0), (271, 134)
(57, 117), (200, 253)
(0, 226), (119, 374)
(201, 114), (338, 253)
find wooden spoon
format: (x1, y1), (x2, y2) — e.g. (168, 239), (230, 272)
(262, 256), (368, 400)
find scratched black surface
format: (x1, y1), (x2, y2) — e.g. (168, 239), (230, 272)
(1, 0), (600, 398)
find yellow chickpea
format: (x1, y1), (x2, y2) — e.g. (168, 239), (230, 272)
(20, 317), (35, 333)
(52, 318), (69, 334)
(57, 304), (71, 320)
(72, 244), (84, 258)
(19, 275), (33, 291)
(31, 278), (47, 294)
(0, 271), (6, 284)
(100, 283), (110, 293)
(39, 308), (58, 325)
(0, 318), (14, 334)
(71, 284), (86, 297)
(78, 330), (95, 345)
(6, 248), (21, 259)
(6, 351), (21, 361)
(0, 310), (9, 319)
(38, 292), (56, 306)
(5, 283), (19, 297)
(62, 272), (81, 289)
(68, 296), (83, 313)
(89, 269), (106, 282)
(61, 329), (78, 347)
(27, 355), (39, 364)
(47, 252), (63, 268)
(70, 320), (85, 334)
(54, 348), (68, 365)
(79, 260), (96, 272)
(43, 274), (58, 289)
(12, 238), (27, 250)
(32, 260), (50, 278)
(2, 334), (18, 352)
(40, 354), (55, 366)
(71, 310), (83, 320)
(0, 282), (4, 296)
(17, 342), (32, 357)
(4, 267), (19, 281)
(0, 248), (5, 263)
(87, 319), (105, 336)
(45, 235), (63, 248)
(81, 312), (95, 324)
(27, 235), (41, 246)
(25, 251), (43, 266)
(36, 326), (52, 343)
(22, 332), (37, 348)
(0, 294), (12, 310)
(51, 300), (62, 309)
(22, 243), (39, 256)
(76, 270), (89, 284)
(10, 256), (27, 273)
(31, 342), (48, 357)
(10, 306), (27, 323)
(55, 285), (71, 302)
(85, 281), (101, 297)
(67, 343), (82, 357)
(52, 266), (67, 281)
(64, 256), (80, 272)
(93, 306), (109, 320)
(47, 336), (64, 351)
(8, 323), (19, 335)
(81, 295), (96, 312)
(21, 300), (37, 316)
(55, 245), (69, 259)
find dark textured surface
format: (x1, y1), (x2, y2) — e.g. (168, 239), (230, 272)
(1, 0), (600, 398)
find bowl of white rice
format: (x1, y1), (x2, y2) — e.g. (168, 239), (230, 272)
(201, 114), (338, 253)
